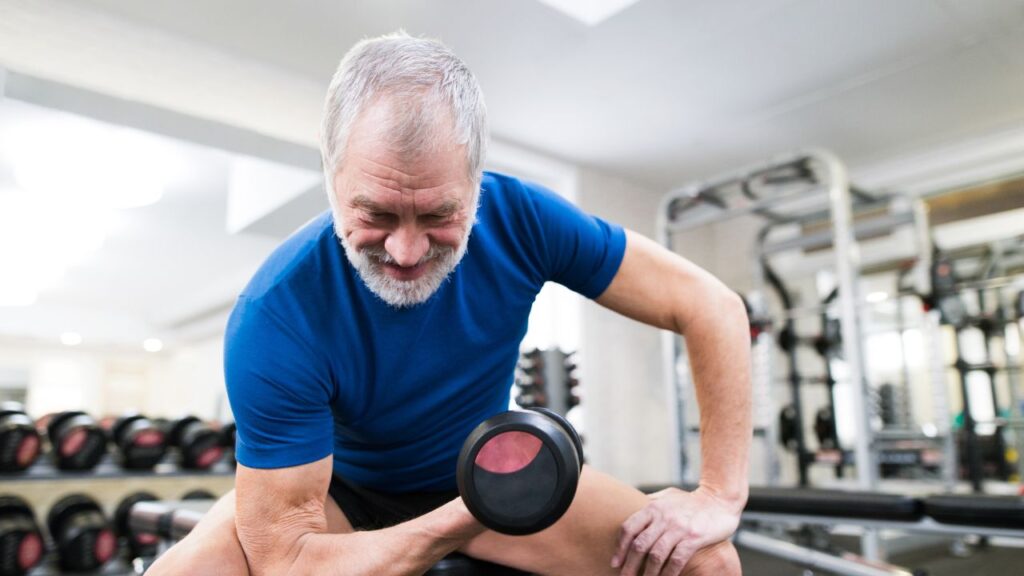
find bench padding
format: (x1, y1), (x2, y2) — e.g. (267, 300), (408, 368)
(923, 495), (1024, 529)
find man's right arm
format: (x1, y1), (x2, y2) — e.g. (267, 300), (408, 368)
(235, 455), (484, 576)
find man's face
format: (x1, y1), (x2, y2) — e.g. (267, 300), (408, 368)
(331, 104), (477, 308)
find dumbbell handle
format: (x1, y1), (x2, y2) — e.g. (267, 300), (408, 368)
(128, 501), (210, 541)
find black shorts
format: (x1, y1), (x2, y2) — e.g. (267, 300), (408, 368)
(328, 474), (459, 530)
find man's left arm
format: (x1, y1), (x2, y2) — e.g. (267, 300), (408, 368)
(596, 229), (751, 575)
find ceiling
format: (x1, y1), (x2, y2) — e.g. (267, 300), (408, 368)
(61, 0), (1024, 189)
(1, 0), (1024, 353)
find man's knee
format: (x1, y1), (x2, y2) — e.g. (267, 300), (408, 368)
(684, 540), (740, 576)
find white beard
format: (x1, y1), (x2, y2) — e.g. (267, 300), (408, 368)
(336, 222), (472, 308)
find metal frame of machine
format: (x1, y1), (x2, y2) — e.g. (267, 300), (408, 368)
(656, 149), (943, 560)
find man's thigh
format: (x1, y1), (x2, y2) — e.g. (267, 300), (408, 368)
(460, 466), (644, 575)
(146, 489), (352, 576)
(459, 466), (740, 576)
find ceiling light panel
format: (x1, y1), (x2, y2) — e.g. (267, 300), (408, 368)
(535, 0), (642, 26)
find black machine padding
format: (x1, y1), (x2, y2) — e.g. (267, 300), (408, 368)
(924, 494), (1024, 529)
(639, 485), (922, 522)
(745, 487), (922, 521)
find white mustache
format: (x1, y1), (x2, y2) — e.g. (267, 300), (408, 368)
(361, 244), (452, 268)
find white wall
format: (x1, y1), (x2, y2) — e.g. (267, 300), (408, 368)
(575, 167), (678, 486)
(0, 341), (151, 417)
(150, 336), (229, 422)
(0, 337), (228, 422)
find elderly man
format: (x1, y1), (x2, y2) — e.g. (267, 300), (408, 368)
(150, 32), (750, 576)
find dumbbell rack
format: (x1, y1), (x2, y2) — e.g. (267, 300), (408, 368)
(6, 458), (234, 481)
(2, 455), (233, 575)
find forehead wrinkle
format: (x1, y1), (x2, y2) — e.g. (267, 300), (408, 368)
(359, 156), (454, 192)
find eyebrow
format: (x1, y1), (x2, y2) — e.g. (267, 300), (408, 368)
(349, 194), (462, 216)
(349, 195), (388, 212)
(428, 199), (462, 217)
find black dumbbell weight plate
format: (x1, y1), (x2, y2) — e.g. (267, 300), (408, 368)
(426, 553), (530, 575)
(457, 411), (581, 536)
(0, 496), (44, 576)
(47, 412), (106, 471)
(180, 490), (216, 501)
(168, 417), (223, 470)
(48, 494), (117, 571)
(528, 408), (583, 467)
(111, 415), (167, 470)
(114, 492), (159, 558)
(0, 405), (41, 473)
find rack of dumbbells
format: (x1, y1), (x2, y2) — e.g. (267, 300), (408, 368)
(0, 403), (237, 575)
(512, 348), (580, 418)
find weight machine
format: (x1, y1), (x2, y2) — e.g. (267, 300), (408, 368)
(656, 149), (944, 561)
(913, 237), (1024, 490)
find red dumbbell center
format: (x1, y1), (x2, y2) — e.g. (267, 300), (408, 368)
(474, 431), (543, 474)
(60, 427), (88, 458)
(18, 532), (42, 570)
(133, 430), (164, 448)
(196, 446), (224, 469)
(16, 434), (40, 467)
(94, 529), (116, 564)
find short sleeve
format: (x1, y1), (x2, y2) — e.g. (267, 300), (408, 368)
(522, 182), (627, 298)
(224, 296), (335, 469)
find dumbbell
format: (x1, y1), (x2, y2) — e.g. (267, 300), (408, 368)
(0, 403), (41, 473)
(426, 553), (530, 575)
(0, 496), (44, 576)
(221, 421), (236, 466)
(47, 494), (117, 572)
(457, 407), (583, 535)
(113, 492), (158, 559)
(813, 407), (838, 450)
(180, 490), (216, 501)
(45, 412), (107, 471)
(165, 416), (224, 470)
(778, 405), (799, 451)
(109, 414), (168, 470)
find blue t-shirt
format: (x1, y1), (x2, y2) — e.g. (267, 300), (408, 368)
(224, 171), (626, 492)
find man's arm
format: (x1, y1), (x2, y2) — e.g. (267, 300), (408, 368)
(595, 229), (751, 575)
(235, 455), (484, 576)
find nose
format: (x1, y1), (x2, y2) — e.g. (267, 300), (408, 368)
(385, 226), (430, 267)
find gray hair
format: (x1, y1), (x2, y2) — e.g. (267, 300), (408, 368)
(320, 31), (488, 201)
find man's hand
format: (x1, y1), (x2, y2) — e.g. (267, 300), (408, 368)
(610, 486), (742, 576)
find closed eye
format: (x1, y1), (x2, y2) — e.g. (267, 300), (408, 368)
(362, 211), (397, 224)
(419, 213), (450, 224)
